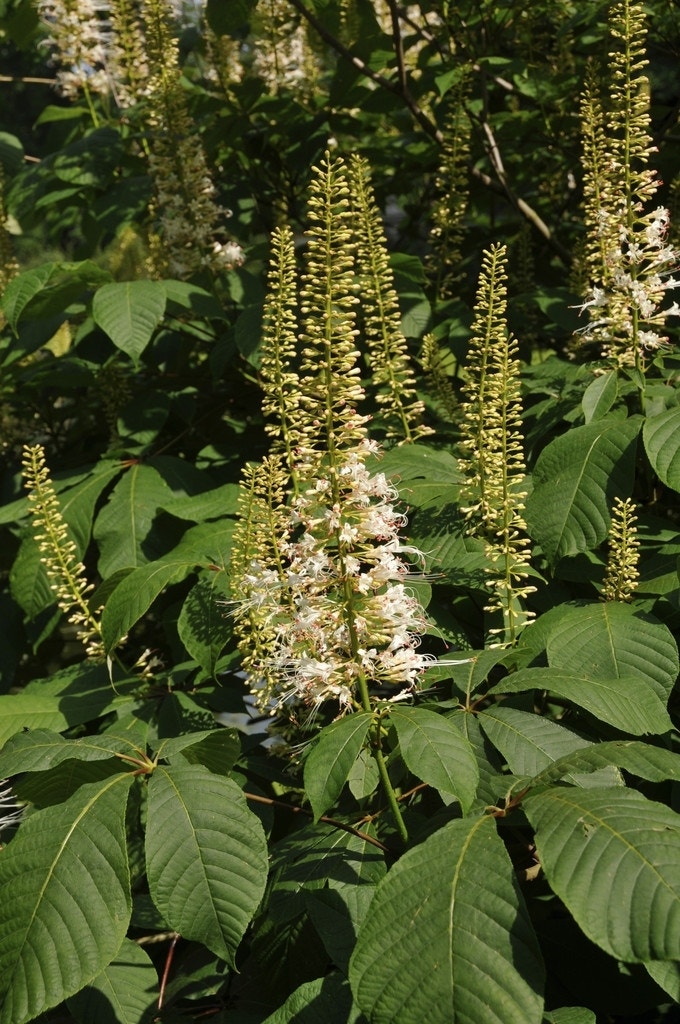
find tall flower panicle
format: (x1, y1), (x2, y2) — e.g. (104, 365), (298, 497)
(22, 444), (104, 657)
(232, 154), (434, 724)
(348, 154), (432, 444)
(601, 497), (640, 602)
(250, 0), (319, 97)
(107, 0), (149, 107)
(36, 0), (112, 104)
(458, 244), (535, 646)
(428, 67), (472, 300)
(259, 224), (302, 475)
(578, 0), (680, 369)
(143, 0), (243, 279)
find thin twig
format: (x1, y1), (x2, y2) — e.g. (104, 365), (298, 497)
(158, 933), (179, 1010)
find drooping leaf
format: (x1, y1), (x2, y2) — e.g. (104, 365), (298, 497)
(543, 1010), (596, 1024)
(66, 938), (157, 1024)
(145, 765), (268, 968)
(177, 572), (232, 676)
(159, 482), (241, 522)
(1, 263), (57, 332)
(156, 727), (241, 775)
(644, 959), (680, 1002)
(489, 668), (672, 735)
(0, 728), (143, 776)
(643, 407), (680, 491)
(478, 706), (622, 787)
(581, 371), (617, 424)
(545, 602), (678, 702)
(262, 973), (365, 1024)
(304, 713), (373, 820)
(0, 686), (136, 746)
(101, 559), (196, 653)
(389, 706), (479, 810)
(0, 773), (135, 1024)
(375, 443), (464, 509)
(92, 281), (166, 363)
(524, 416), (641, 564)
(522, 739), (680, 792)
(93, 464), (175, 576)
(524, 787), (680, 961)
(349, 815), (544, 1024)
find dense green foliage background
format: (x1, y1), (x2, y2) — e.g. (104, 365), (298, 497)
(1, 1), (680, 1022)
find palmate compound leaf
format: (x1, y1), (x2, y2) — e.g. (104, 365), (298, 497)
(524, 787), (680, 962)
(145, 765), (268, 968)
(304, 713), (374, 820)
(0, 772), (135, 1024)
(389, 706), (479, 811)
(349, 815), (545, 1024)
(524, 416), (641, 565)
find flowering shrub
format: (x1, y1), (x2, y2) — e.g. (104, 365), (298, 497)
(0, 2), (680, 1023)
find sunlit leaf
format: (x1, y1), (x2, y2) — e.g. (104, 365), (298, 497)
(350, 815), (544, 1024)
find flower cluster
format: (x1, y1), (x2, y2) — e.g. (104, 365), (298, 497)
(578, 0), (680, 367)
(580, 205), (680, 362)
(236, 440), (431, 718)
(601, 496), (640, 602)
(22, 444), (104, 657)
(143, 0), (243, 278)
(37, 0), (112, 100)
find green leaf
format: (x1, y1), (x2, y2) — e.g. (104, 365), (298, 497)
(145, 765), (268, 968)
(160, 482), (241, 521)
(349, 815), (544, 1024)
(543, 1010), (596, 1024)
(375, 444), (463, 509)
(93, 464), (175, 576)
(0, 728), (143, 776)
(347, 747), (380, 801)
(524, 787), (680, 961)
(644, 959), (680, 1001)
(524, 417), (641, 564)
(545, 602), (678, 701)
(66, 938), (157, 1024)
(489, 668), (672, 735)
(581, 371), (617, 424)
(389, 706), (479, 810)
(643, 407), (680, 491)
(92, 281), (166, 364)
(1, 263), (57, 332)
(156, 727), (241, 775)
(0, 773), (134, 1024)
(478, 706), (622, 788)
(101, 559), (196, 653)
(0, 687), (136, 746)
(522, 740), (680, 792)
(262, 973), (364, 1024)
(177, 572), (232, 675)
(304, 713), (373, 820)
